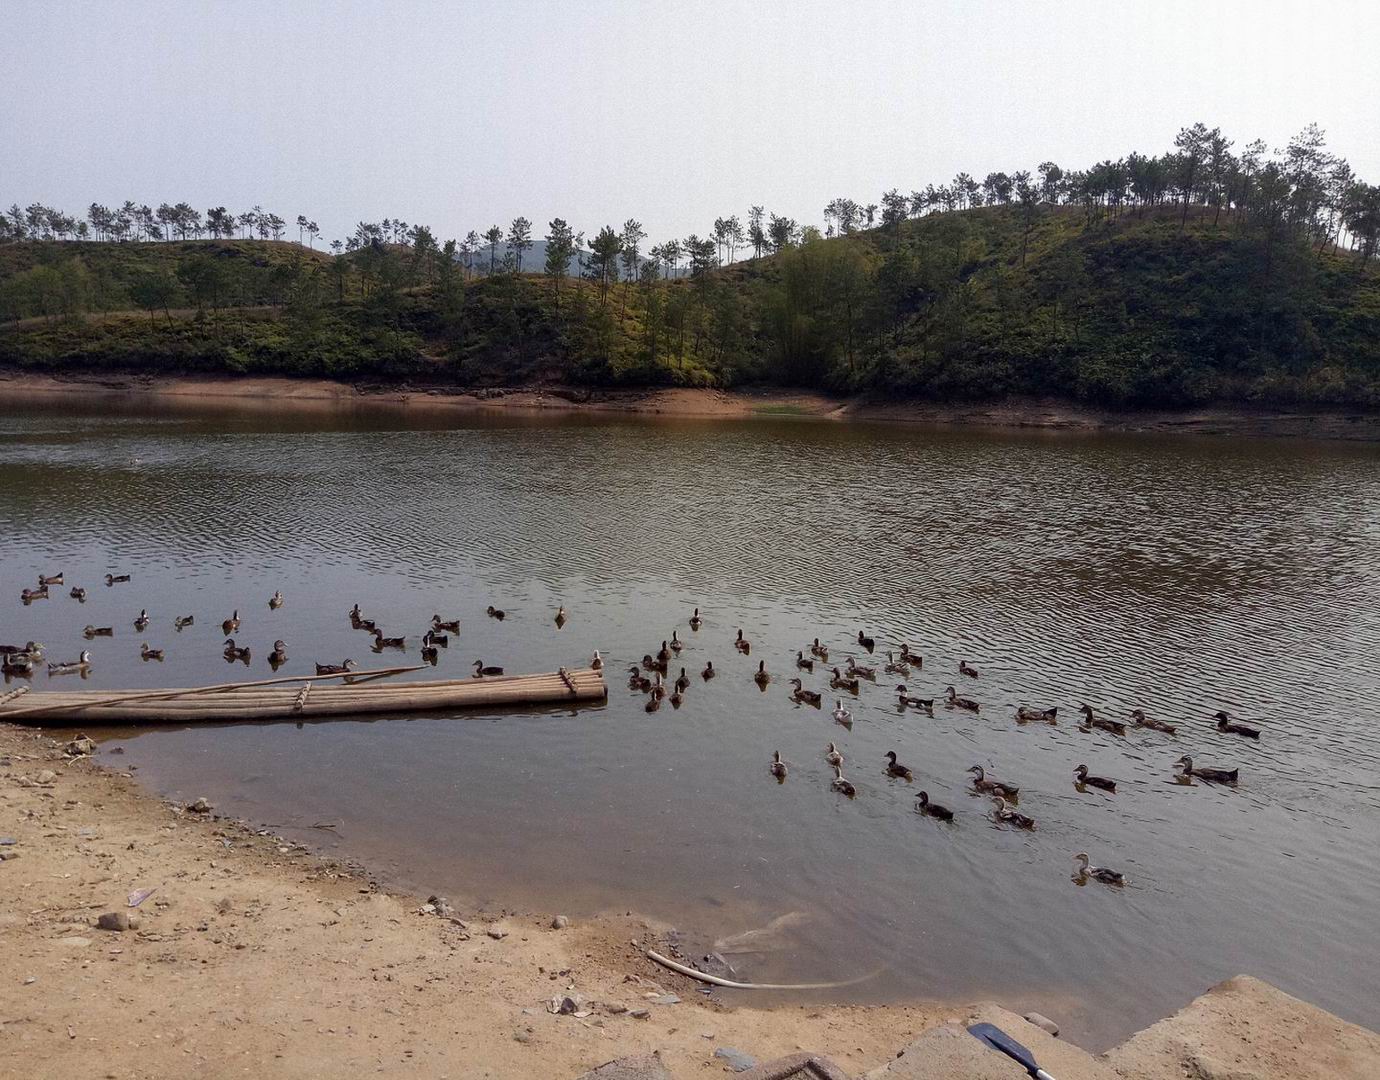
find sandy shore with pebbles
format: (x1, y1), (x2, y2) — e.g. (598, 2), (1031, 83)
(5, 722), (1380, 1079)
(0, 722), (957, 1079)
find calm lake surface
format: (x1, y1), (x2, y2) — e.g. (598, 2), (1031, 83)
(2, 395), (1378, 1047)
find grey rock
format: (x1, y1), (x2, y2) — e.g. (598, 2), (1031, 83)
(187, 797), (212, 813)
(35, 769), (56, 784)
(714, 1047), (757, 1072)
(550, 993), (585, 1015)
(551, 914), (570, 929)
(650, 994), (681, 1005)
(427, 894), (456, 917)
(629, 1008), (651, 1020)
(96, 911), (138, 932)
(572, 1051), (673, 1080)
(1024, 1011), (1059, 1037)
(513, 1029), (532, 1044)
(487, 928), (508, 940)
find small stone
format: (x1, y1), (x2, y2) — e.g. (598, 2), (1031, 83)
(551, 914), (570, 930)
(629, 1009), (650, 1020)
(605, 1003), (628, 1015)
(549, 993), (585, 1015)
(713, 1047), (757, 1072)
(513, 1029), (532, 1044)
(427, 895), (455, 917)
(187, 797), (212, 814)
(35, 770), (56, 784)
(65, 736), (96, 757)
(486, 928), (508, 940)
(23, 976), (36, 985)
(96, 911), (138, 932)
(1024, 1011), (1059, 1037)
(418, 903), (436, 916)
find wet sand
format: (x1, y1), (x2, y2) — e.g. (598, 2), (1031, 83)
(3, 369), (1380, 440)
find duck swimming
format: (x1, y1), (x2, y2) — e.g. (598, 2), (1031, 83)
(668, 630), (682, 653)
(856, 630), (875, 653)
(884, 651), (910, 676)
(959, 660), (979, 678)
(896, 685), (933, 712)
(1016, 705), (1058, 724)
(372, 629), (406, 650)
(688, 608), (703, 630)
(754, 660), (771, 688)
(1078, 704), (1127, 736)
(825, 742), (843, 767)
(734, 629), (751, 654)
(83, 625), (114, 639)
(945, 685), (979, 712)
(900, 644), (922, 668)
(916, 791), (954, 821)
(1176, 755), (1238, 785)
(845, 656), (876, 680)
(48, 650), (93, 676)
(1129, 709), (1176, 735)
(473, 660), (504, 677)
(554, 606), (567, 627)
(657, 640), (671, 663)
(830, 668), (860, 694)
(992, 796), (1035, 829)
(628, 666), (652, 692)
(486, 606), (506, 620)
(788, 678), (821, 707)
(968, 765), (1019, 798)
(769, 751), (787, 780)
(432, 615), (461, 634)
(701, 660), (716, 680)
(832, 701), (853, 727)
(221, 610), (240, 636)
(69, 586), (87, 602)
(423, 630), (448, 649)
(1213, 711), (1261, 740)
(175, 615), (194, 630)
(269, 591), (284, 610)
(795, 651), (815, 673)
(21, 586), (48, 603)
(39, 572), (63, 587)
(810, 638), (830, 662)
(223, 639), (250, 663)
(883, 751), (914, 781)
(1074, 852), (1126, 886)
(2, 655), (34, 678)
(590, 650), (603, 670)
(830, 765), (856, 797)
(140, 643), (164, 662)
(674, 667), (690, 694)
(315, 659), (357, 676)
(104, 574), (130, 586)
(134, 609), (149, 631)
(1073, 764), (1117, 792)
(269, 640), (289, 668)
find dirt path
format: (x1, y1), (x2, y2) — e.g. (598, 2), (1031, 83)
(0, 724), (948, 1079)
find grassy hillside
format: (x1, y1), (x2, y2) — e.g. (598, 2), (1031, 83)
(2, 205), (1378, 407)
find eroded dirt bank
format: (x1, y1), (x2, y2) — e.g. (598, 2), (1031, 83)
(4, 369), (1380, 440)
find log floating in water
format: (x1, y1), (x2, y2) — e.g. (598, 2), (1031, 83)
(0, 667), (607, 727)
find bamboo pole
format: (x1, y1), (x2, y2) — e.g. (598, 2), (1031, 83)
(0, 668), (605, 726)
(0, 664), (426, 721)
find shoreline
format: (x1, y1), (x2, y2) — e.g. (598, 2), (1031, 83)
(5, 723), (1378, 1079)
(4, 369), (1380, 440)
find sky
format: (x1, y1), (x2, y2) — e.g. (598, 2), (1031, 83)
(4, 0), (1377, 247)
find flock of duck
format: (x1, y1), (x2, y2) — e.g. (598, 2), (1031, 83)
(7, 578), (1264, 887)
(2, 572), (567, 682)
(625, 609), (1260, 888)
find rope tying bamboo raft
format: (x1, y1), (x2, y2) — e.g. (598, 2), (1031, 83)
(0, 686), (30, 706)
(0, 665), (606, 727)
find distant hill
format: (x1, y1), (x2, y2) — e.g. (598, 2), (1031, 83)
(2, 204), (1377, 407)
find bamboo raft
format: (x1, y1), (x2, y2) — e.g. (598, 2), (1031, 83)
(0, 665), (607, 727)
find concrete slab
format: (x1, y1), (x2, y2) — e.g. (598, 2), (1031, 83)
(1103, 975), (1380, 1080)
(863, 1004), (1119, 1080)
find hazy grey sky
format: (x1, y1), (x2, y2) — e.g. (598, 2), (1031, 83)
(5, 0), (1377, 246)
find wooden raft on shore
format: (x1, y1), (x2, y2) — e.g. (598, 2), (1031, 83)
(0, 665), (607, 727)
